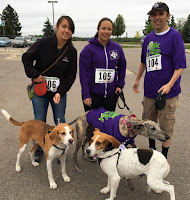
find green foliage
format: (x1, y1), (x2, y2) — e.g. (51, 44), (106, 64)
(176, 17), (186, 35)
(42, 18), (54, 37)
(112, 14), (126, 38)
(0, 4), (22, 38)
(135, 31), (141, 38)
(169, 15), (176, 29)
(143, 16), (154, 35)
(182, 14), (190, 43)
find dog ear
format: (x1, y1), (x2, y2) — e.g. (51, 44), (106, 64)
(71, 126), (75, 141)
(133, 124), (144, 130)
(107, 135), (120, 148)
(94, 128), (100, 132)
(49, 129), (59, 145)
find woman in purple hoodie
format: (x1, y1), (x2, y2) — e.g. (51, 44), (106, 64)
(79, 18), (127, 112)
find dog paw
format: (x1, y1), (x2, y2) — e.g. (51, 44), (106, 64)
(50, 182), (57, 189)
(163, 180), (170, 185)
(63, 176), (71, 182)
(153, 189), (163, 194)
(32, 162), (39, 167)
(16, 166), (21, 172)
(100, 187), (110, 194)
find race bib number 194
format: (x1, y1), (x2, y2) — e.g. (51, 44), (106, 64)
(146, 54), (162, 72)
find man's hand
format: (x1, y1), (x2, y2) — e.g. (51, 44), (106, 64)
(133, 80), (140, 94)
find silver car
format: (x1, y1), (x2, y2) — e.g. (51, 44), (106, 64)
(12, 36), (28, 48)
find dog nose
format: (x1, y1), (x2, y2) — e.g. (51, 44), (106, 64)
(86, 149), (91, 154)
(69, 139), (73, 144)
(165, 134), (170, 140)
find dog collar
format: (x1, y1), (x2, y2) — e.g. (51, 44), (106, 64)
(53, 144), (67, 155)
(123, 114), (136, 135)
(98, 147), (122, 166)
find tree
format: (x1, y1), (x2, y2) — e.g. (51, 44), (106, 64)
(112, 14), (126, 38)
(0, 4), (22, 38)
(176, 17), (186, 35)
(143, 16), (154, 35)
(182, 14), (190, 43)
(169, 15), (176, 29)
(135, 31), (141, 38)
(42, 18), (54, 37)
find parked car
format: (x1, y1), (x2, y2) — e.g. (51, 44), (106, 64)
(12, 36), (28, 48)
(0, 37), (11, 47)
(140, 35), (146, 46)
(25, 36), (32, 46)
(30, 37), (42, 46)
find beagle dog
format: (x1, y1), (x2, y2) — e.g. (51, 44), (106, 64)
(86, 130), (175, 200)
(1, 109), (75, 189)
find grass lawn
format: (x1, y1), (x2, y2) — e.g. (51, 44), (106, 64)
(121, 43), (190, 49)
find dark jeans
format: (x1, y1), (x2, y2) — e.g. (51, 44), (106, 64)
(83, 93), (119, 112)
(32, 93), (67, 125)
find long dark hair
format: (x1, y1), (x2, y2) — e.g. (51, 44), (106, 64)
(56, 16), (75, 44)
(94, 17), (113, 38)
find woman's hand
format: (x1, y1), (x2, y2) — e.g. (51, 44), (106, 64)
(115, 87), (122, 95)
(33, 75), (45, 83)
(53, 93), (61, 104)
(83, 98), (92, 107)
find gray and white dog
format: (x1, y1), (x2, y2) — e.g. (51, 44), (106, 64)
(69, 110), (170, 173)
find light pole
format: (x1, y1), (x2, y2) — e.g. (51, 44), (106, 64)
(48, 1), (58, 29)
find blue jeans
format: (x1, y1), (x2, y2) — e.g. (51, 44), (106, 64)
(32, 94), (67, 125)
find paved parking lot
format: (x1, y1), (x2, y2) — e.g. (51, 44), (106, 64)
(0, 43), (190, 200)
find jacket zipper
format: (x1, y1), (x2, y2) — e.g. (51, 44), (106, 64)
(104, 46), (108, 98)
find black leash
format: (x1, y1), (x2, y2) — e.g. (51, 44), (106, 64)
(142, 102), (155, 120)
(143, 90), (166, 120)
(117, 92), (133, 115)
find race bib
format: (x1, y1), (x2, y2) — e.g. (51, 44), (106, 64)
(146, 54), (162, 72)
(44, 76), (60, 92)
(95, 69), (115, 83)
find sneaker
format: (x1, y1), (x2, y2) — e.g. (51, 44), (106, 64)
(34, 147), (44, 163)
(88, 156), (98, 162)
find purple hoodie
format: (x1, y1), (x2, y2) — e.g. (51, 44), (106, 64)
(79, 38), (127, 100)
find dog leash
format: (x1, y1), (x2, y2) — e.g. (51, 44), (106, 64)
(143, 90), (166, 120)
(117, 92), (133, 116)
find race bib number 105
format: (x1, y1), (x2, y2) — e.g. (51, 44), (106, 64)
(95, 69), (115, 83)
(146, 54), (162, 72)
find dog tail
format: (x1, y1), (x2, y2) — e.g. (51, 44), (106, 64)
(1, 109), (25, 126)
(68, 117), (79, 125)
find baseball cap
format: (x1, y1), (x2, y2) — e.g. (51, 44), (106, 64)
(147, 2), (169, 15)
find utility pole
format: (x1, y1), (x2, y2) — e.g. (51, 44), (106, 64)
(1, 18), (6, 51)
(47, 1), (58, 29)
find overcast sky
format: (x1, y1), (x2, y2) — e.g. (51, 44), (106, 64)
(1, 0), (189, 37)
